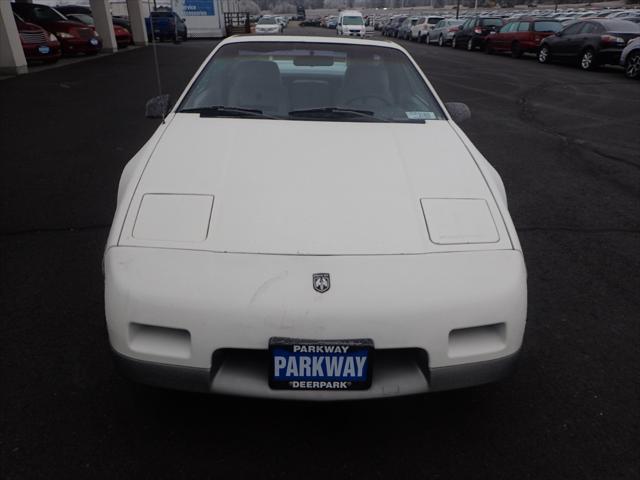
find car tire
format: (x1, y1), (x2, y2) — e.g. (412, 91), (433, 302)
(452, 36), (458, 49)
(511, 41), (522, 59)
(425, 34), (430, 45)
(538, 45), (551, 64)
(579, 48), (596, 71)
(467, 38), (474, 51)
(438, 34), (444, 47)
(625, 51), (640, 79)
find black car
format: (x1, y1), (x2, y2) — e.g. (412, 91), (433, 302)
(382, 16), (407, 37)
(300, 17), (321, 27)
(538, 19), (640, 70)
(452, 16), (504, 51)
(56, 5), (132, 34)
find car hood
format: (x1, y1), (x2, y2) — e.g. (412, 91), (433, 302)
(118, 115), (511, 255)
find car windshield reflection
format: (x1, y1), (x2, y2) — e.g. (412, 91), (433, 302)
(178, 42), (446, 123)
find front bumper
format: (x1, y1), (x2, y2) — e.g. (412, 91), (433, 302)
(116, 34), (132, 47)
(105, 247), (527, 399)
(22, 43), (61, 62)
(61, 37), (102, 55)
(112, 347), (521, 399)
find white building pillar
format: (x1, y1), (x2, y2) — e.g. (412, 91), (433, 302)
(89, 0), (118, 53)
(0, 1), (28, 75)
(126, 0), (148, 46)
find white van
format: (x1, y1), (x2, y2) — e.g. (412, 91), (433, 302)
(337, 10), (366, 37)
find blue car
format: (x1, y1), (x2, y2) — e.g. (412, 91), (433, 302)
(145, 10), (187, 43)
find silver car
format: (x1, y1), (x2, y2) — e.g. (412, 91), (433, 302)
(620, 36), (640, 79)
(426, 19), (465, 46)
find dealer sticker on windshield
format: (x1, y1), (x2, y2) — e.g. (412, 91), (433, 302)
(269, 338), (373, 390)
(406, 111), (436, 120)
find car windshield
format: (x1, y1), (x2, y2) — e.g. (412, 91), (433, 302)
(178, 42), (446, 123)
(258, 17), (277, 25)
(69, 13), (94, 26)
(343, 16), (363, 25)
(26, 6), (67, 22)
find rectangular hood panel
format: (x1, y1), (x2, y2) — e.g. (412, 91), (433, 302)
(119, 115), (510, 255)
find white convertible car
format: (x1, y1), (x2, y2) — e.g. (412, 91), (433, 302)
(105, 36), (527, 399)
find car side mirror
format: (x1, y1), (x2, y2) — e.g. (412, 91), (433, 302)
(555, 31), (563, 36)
(445, 102), (471, 123)
(145, 94), (171, 119)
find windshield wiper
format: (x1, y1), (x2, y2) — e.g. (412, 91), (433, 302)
(288, 107), (389, 122)
(179, 106), (280, 119)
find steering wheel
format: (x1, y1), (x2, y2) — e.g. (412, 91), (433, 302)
(343, 95), (392, 107)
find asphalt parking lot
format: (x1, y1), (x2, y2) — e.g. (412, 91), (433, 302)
(1, 25), (639, 479)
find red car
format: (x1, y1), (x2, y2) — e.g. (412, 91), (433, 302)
(14, 13), (61, 64)
(11, 3), (102, 56)
(66, 13), (132, 49)
(485, 18), (563, 58)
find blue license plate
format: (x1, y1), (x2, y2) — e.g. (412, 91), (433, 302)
(269, 338), (373, 390)
(38, 45), (50, 54)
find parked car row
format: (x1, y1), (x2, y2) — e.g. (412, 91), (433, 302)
(381, 15), (446, 41)
(11, 2), (103, 62)
(390, 14), (640, 79)
(372, 7), (639, 30)
(535, 19), (640, 76)
(9, 2), (144, 64)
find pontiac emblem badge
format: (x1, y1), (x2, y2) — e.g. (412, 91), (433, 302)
(312, 273), (330, 293)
